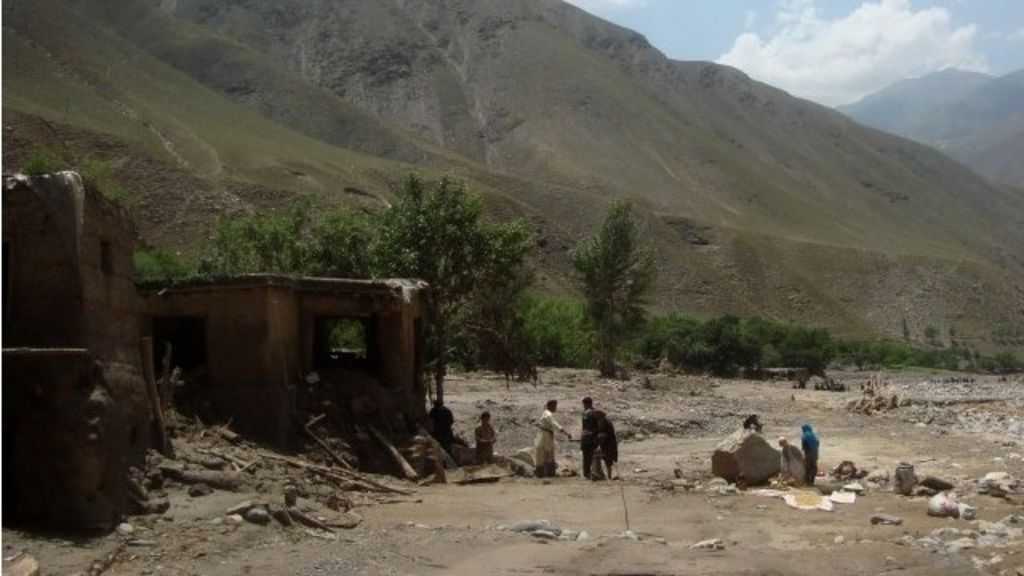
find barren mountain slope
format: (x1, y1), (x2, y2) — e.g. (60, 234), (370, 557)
(3, 0), (1023, 344)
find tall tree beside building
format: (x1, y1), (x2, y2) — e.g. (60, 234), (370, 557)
(376, 174), (530, 401)
(572, 201), (657, 377)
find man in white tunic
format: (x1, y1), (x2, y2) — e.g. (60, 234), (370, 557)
(535, 400), (572, 477)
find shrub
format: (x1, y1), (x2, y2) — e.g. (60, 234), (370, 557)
(21, 147), (63, 175)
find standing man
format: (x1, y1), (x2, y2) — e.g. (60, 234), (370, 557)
(535, 400), (572, 477)
(429, 399), (455, 457)
(580, 397), (599, 478)
(801, 423), (820, 486)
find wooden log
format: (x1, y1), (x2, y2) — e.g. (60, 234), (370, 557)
(368, 426), (419, 481)
(140, 337), (172, 457)
(159, 465), (242, 491)
(260, 453), (412, 495)
(303, 417), (355, 470)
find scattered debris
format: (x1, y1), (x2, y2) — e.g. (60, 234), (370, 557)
(871, 514), (903, 526)
(3, 554), (40, 576)
(978, 471), (1018, 497)
(691, 538), (725, 550)
(893, 462), (917, 496)
(783, 491), (834, 512)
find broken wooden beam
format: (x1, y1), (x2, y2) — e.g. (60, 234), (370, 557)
(368, 425), (419, 481)
(302, 416), (355, 470)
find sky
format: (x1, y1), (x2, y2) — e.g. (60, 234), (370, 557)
(563, 0), (1024, 106)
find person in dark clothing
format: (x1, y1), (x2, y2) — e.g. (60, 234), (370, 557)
(590, 411), (619, 480)
(801, 423), (820, 486)
(580, 397), (599, 478)
(429, 399), (455, 456)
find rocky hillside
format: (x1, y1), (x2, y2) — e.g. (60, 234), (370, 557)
(3, 0), (1023, 346)
(841, 69), (1024, 188)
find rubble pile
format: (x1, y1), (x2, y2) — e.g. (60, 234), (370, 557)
(125, 415), (414, 533)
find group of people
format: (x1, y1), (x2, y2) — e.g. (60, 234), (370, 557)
(430, 397), (821, 487)
(535, 397), (618, 479)
(427, 396), (619, 480)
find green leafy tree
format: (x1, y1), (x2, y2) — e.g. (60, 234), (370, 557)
(307, 210), (375, 279)
(196, 200), (313, 276)
(572, 201), (657, 377)
(376, 174), (521, 401)
(459, 221), (535, 383)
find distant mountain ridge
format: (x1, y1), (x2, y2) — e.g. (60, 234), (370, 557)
(840, 68), (1024, 187)
(3, 0), (1023, 346)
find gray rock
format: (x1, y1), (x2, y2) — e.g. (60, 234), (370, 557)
(116, 522), (135, 537)
(531, 530), (559, 540)
(188, 483), (213, 497)
(871, 514), (903, 526)
(711, 429), (781, 485)
(226, 514), (244, 524)
(944, 537), (976, 554)
(244, 506), (271, 525)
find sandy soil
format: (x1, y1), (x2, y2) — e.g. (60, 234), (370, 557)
(4, 369), (1023, 575)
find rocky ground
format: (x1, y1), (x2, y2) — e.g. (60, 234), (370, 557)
(3, 368), (1023, 575)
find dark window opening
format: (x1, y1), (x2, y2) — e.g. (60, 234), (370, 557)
(314, 317), (377, 370)
(100, 240), (113, 275)
(152, 316), (208, 373)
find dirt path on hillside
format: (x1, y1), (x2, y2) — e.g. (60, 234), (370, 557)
(4, 370), (1023, 575)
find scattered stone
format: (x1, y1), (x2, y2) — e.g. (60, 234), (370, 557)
(691, 538), (725, 550)
(531, 530), (559, 540)
(865, 468), (890, 486)
(3, 554), (39, 576)
(188, 483), (213, 498)
(945, 537), (976, 554)
(226, 514), (244, 525)
(979, 472), (1018, 497)
(834, 535), (845, 545)
(618, 530), (640, 541)
(913, 486), (938, 497)
(871, 514), (903, 526)
(244, 506), (271, 525)
(116, 522), (135, 537)
(558, 530), (581, 541)
(957, 503), (977, 521)
(126, 539), (158, 547)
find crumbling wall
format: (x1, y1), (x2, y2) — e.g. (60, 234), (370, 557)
(2, 172), (150, 531)
(140, 283), (298, 446)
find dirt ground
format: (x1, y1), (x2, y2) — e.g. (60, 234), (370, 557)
(4, 369), (1023, 575)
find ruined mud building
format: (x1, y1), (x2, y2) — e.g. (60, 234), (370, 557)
(2, 171), (429, 530)
(137, 276), (428, 451)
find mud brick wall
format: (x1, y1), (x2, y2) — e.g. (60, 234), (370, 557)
(2, 172), (150, 531)
(140, 283), (299, 446)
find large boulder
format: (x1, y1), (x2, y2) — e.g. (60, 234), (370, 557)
(711, 429), (781, 485)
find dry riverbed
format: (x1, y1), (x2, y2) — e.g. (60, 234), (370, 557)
(4, 369), (1023, 575)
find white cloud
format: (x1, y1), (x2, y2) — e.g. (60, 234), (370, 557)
(717, 0), (988, 106)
